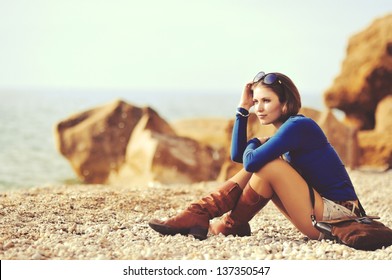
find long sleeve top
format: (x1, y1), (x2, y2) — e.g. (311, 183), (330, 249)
(231, 113), (358, 201)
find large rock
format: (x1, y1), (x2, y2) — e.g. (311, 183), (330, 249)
(375, 95), (392, 132)
(357, 96), (392, 170)
(55, 99), (222, 185)
(324, 14), (392, 130)
(357, 131), (391, 170)
(55, 100), (145, 183)
(110, 113), (223, 185)
(172, 118), (230, 150)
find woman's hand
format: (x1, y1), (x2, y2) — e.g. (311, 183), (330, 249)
(238, 82), (254, 110)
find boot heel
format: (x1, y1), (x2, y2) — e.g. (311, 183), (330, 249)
(189, 226), (208, 240)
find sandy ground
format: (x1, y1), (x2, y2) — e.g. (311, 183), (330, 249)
(0, 170), (391, 260)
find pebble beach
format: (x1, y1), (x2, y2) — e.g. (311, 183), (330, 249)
(1, 170), (391, 260)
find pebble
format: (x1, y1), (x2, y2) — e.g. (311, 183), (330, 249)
(3, 241), (15, 250)
(101, 225), (110, 235)
(68, 223), (77, 234)
(0, 170), (392, 260)
(32, 252), (45, 260)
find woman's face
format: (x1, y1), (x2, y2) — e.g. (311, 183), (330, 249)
(252, 85), (284, 128)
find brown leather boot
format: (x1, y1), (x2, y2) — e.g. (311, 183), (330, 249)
(209, 184), (269, 237)
(148, 181), (243, 240)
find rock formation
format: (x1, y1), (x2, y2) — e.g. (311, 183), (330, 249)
(55, 100), (222, 185)
(357, 95), (392, 169)
(374, 95), (392, 132)
(55, 100), (145, 183)
(323, 13), (392, 169)
(109, 110), (223, 185)
(324, 14), (392, 130)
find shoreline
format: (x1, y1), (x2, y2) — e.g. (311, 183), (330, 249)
(0, 170), (391, 260)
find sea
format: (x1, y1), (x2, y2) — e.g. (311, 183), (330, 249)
(0, 89), (325, 192)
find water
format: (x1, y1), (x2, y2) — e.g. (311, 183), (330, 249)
(0, 89), (324, 191)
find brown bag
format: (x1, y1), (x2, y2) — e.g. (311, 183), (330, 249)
(307, 185), (392, 251)
(314, 216), (392, 251)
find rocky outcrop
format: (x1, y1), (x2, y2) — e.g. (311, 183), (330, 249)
(374, 95), (392, 132)
(55, 100), (145, 183)
(323, 14), (392, 170)
(358, 131), (391, 170)
(109, 111), (223, 185)
(357, 96), (392, 170)
(324, 14), (392, 130)
(172, 118), (230, 150)
(55, 100), (222, 185)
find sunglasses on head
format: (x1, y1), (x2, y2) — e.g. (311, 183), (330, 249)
(253, 71), (282, 85)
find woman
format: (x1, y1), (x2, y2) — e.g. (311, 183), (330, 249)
(148, 71), (361, 241)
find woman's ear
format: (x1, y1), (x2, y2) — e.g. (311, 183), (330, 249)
(281, 103), (288, 116)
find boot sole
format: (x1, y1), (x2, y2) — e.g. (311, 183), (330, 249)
(148, 222), (208, 240)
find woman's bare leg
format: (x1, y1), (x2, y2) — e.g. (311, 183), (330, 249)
(271, 194), (293, 222)
(249, 158), (324, 240)
(227, 168), (252, 189)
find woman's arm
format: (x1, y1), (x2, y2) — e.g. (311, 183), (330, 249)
(242, 118), (304, 172)
(231, 113), (249, 162)
(231, 83), (254, 162)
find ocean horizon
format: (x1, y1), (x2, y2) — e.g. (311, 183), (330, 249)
(0, 89), (326, 191)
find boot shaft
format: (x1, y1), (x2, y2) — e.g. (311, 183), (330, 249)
(149, 181), (243, 240)
(230, 184), (269, 223)
(209, 184), (269, 237)
(194, 181), (243, 219)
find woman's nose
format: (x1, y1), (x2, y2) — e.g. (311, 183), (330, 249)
(255, 103), (264, 112)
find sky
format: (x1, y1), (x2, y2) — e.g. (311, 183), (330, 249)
(0, 0), (391, 95)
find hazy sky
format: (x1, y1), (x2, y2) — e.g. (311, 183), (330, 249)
(1, 0), (391, 95)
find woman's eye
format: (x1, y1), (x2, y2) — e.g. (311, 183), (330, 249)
(253, 100), (259, 105)
(263, 99), (271, 103)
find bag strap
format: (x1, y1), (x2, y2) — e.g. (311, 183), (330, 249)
(358, 200), (367, 216)
(307, 184), (367, 225)
(307, 184), (317, 226)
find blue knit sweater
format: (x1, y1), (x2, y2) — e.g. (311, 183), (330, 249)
(231, 113), (358, 201)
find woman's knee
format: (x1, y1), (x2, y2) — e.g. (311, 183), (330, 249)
(229, 168), (252, 189)
(304, 227), (322, 240)
(253, 158), (289, 178)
